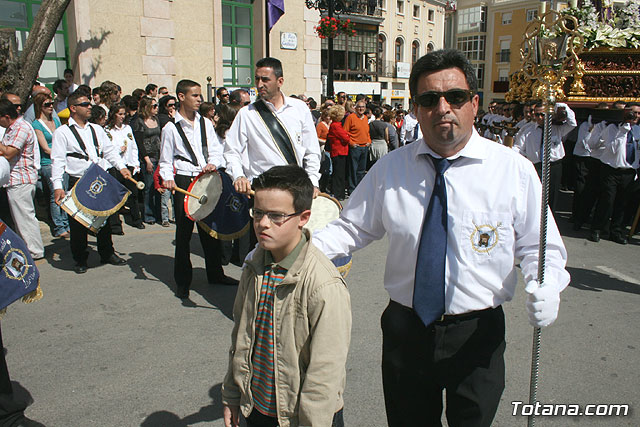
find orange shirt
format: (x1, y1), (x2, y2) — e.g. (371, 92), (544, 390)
(316, 120), (329, 143)
(343, 113), (371, 147)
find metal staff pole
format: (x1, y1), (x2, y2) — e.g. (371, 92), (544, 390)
(519, 2), (583, 425)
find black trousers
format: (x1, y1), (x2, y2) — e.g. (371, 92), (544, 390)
(381, 301), (505, 427)
(573, 156), (600, 225)
(0, 324), (27, 424)
(173, 174), (223, 289)
(68, 176), (115, 264)
(246, 408), (344, 427)
(331, 155), (347, 200)
(591, 165), (636, 235)
(108, 167), (142, 232)
(534, 160), (562, 212)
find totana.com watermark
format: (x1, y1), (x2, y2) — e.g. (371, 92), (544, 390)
(512, 401), (630, 417)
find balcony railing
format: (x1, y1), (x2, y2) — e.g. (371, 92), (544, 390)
(376, 60), (397, 78)
(496, 50), (510, 63)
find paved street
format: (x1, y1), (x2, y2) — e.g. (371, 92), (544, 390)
(3, 195), (639, 426)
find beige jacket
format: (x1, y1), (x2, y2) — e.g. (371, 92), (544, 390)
(222, 230), (351, 427)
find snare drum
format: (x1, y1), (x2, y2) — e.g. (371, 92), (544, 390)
(184, 171), (223, 222)
(305, 193), (353, 278)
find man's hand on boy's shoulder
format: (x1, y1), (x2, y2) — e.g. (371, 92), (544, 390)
(223, 405), (240, 427)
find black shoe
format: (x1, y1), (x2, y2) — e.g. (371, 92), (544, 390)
(175, 286), (189, 299)
(209, 275), (239, 286)
(611, 234), (628, 245)
(74, 263), (88, 274)
(101, 254), (127, 265)
(589, 230), (600, 242)
(134, 223), (145, 229)
(112, 230), (125, 236)
(13, 415), (46, 427)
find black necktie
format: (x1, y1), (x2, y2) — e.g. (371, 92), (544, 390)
(413, 155), (452, 327)
(626, 130), (635, 166)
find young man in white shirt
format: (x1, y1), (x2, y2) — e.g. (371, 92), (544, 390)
(51, 92), (131, 273)
(313, 49), (570, 427)
(159, 79), (234, 299)
(224, 57), (321, 197)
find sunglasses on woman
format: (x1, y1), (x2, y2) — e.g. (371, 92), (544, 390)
(413, 89), (474, 108)
(43, 102), (54, 107)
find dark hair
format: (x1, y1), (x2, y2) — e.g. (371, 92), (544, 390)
(215, 103), (242, 139)
(73, 85), (91, 99)
(106, 103), (125, 128)
(158, 86), (168, 93)
(121, 94), (139, 112)
(92, 87), (103, 97)
(67, 90), (89, 106)
(33, 92), (53, 119)
(382, 110), (396, 122)
(512, 103), (524, 121)
(176, 79), (200, 96)
(100, 80), (119, 108)
(199, 101), (215, 118)
(256, 57), (283, 78)
(132, 88), (145, 101)
(64, 68), (73, 76)
(0, 99), (19, 119)
(372, 106), (382, 118)
(145, 84), (158, 94)
(627, 102), (640, 108)
(252, 165), (313, 212)
(53, 79), (67, 94)
(308, 98), (317, 109)
(216, 87), (228, 97)
(159, 95), (177, 115)
(88, 105), (106, 124)
(229, 88), (249, 105)
(409, 49), (478, 98)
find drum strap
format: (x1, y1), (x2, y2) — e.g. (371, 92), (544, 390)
(175, 117), (208, 167)
(253, 99), (297, 165)
(68, 124), (101, 160)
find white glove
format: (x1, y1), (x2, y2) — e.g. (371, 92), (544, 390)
(621, 122), (632, 132)
(524, 280), (560, 327)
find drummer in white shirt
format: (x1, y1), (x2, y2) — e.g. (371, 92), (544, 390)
(51, 91), (131, 274)
(104, 103), (144, 232)
(159, 79), (234, 299)
(313, 49), (570, 427)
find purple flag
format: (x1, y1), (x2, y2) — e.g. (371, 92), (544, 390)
(267, 0), (285, 31)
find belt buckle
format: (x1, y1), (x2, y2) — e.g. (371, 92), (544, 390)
(439, 314), (445, 322)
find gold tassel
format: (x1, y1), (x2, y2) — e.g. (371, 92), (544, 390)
(22, 282), (43, 304)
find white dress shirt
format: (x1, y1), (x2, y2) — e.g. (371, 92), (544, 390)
(313, 129), (570, 315)
(105, 124), (139, 171)
(400, 112), (422, 144)
(513, 103), (576, 163)
(159, 112), (224, 181)
(50, 117), (125, 190)
(573, 120), (594, 158)
(588, 123), (640, 169)
(224, 95), (321, 186)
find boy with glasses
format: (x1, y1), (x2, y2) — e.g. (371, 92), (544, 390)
(222, 165), (350, 427)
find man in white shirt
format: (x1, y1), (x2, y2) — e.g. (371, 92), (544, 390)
(224, 57), (321, 197)
(51, 92), (131, 274)
(313, 49), (570, 427)
(400, 110), (422, 145)
(586, 107), (640, 244)
(159, 79), (233, 299)
(513, 101), (577, 211)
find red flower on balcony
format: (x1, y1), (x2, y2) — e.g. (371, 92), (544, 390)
(314, 16), (357, 39)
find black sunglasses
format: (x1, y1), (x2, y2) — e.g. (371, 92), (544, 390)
(73, 102), (92, 107)
(43, 102), (54, 107)
(413, 89), (474, 108)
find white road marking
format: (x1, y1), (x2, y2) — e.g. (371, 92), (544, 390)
(596, 265), (640, 285)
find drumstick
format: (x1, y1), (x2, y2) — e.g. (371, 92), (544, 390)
(126, 176), (145, 190)
(173, 186), (208, 205)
